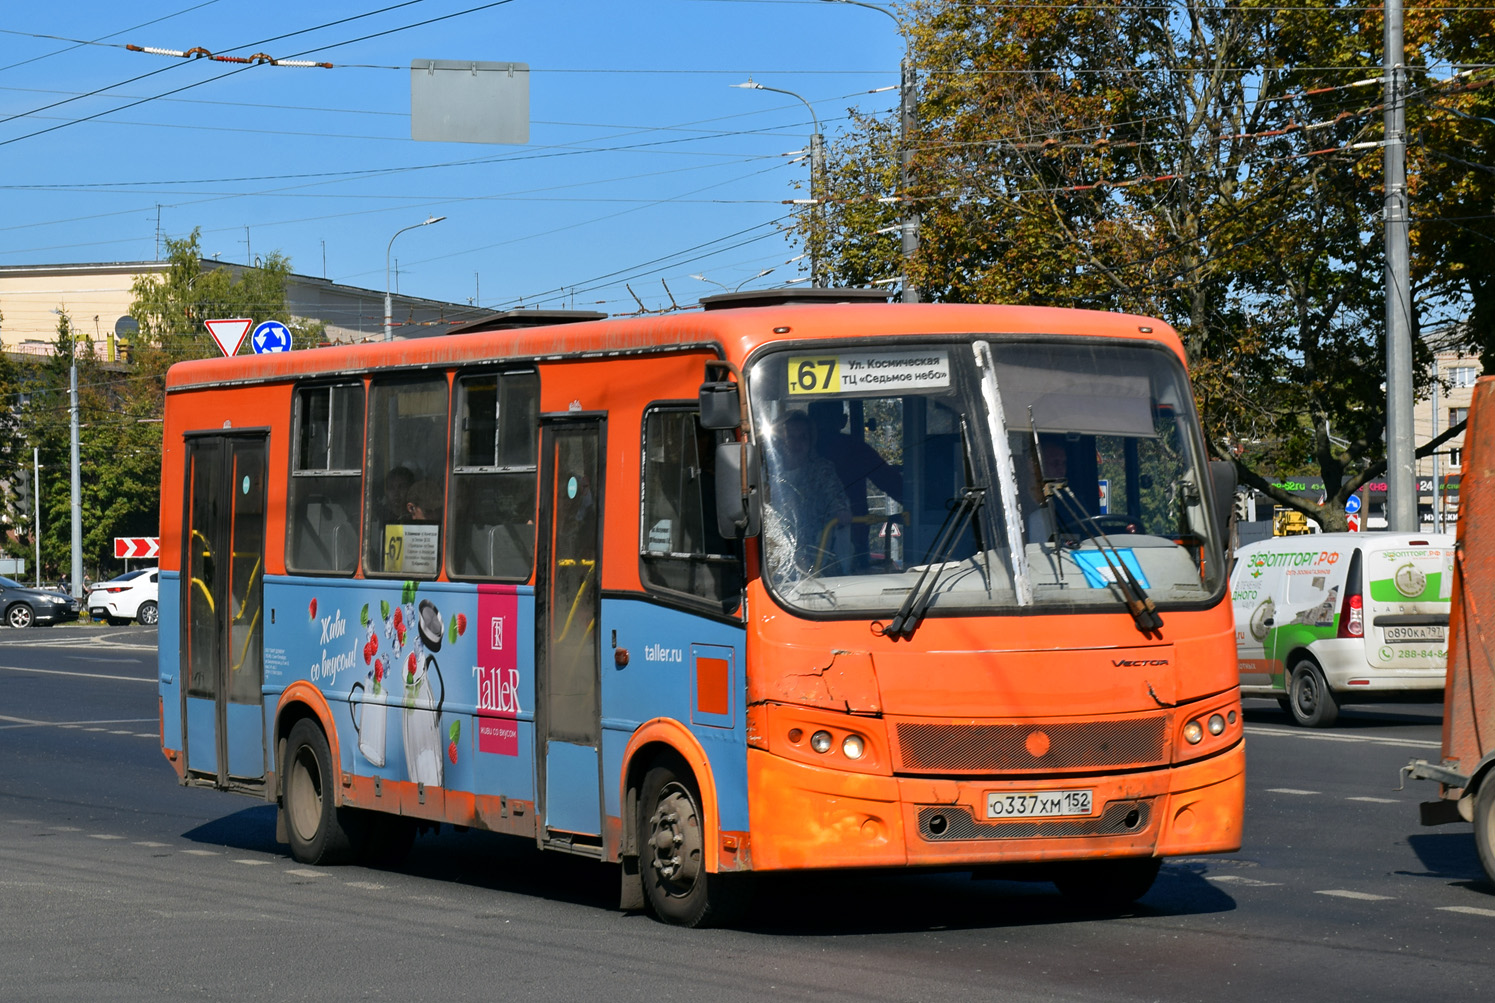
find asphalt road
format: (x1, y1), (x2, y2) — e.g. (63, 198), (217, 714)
(2, 625), (1492, 1002)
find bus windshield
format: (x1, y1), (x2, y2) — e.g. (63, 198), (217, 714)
(748, 337), (1225, 617)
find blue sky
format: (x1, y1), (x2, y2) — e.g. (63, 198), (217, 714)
(0, 0), (906, 317)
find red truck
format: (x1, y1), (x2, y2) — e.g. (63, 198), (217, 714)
(1404, 376), (1495, 882)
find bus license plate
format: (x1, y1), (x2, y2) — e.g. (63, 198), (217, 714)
(1382, 625), (1445, 643)
(986, 789), (1093, 819)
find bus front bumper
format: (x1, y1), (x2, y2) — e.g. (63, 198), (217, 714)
(744, 742), (1244, 872)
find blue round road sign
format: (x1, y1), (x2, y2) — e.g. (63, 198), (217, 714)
(251, 320), (292, 354)
(1344, 494), (1362, 514)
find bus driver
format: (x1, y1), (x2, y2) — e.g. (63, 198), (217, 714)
(763, 410), (852, 584)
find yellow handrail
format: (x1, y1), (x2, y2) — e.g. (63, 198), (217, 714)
(556, 558), (597, 642)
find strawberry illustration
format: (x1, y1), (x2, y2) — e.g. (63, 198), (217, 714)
(447, 741), (459, 765)
(456, 613), (467, 636)
(393, 606), (404, 632)
(405, 652), (417, 682)
(373, 658), (384, 683)
(308, 597), (318, 620)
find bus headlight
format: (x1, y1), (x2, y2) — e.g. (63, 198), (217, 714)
(842, 734), (865, 760)
(1183, 720), (1204, 744)
(810, 730), (833, 754)
(1207, 713), (1226, 736)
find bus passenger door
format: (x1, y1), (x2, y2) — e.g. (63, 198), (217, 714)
(536, 417), (605, 844)
(181, 433), (269, 788)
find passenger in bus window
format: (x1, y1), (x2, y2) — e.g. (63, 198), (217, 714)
(405, 479), (442, 522)
(378, 464), (417, 524)
(1025, 435), (1069, 544)
(764, 410), (853, 583)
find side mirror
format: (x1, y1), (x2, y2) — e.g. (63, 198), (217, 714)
(699, 381), (741, 430)
(715, 441), (762, 539)
(1209, 459), (1237, 537)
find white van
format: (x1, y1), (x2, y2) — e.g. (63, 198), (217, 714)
(1230, 532), (1453, 726)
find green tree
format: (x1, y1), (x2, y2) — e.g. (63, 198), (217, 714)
(130, 227), (321, 374)
(808, 0), (1493, 529)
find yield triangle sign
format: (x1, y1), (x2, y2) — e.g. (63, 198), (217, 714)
(204, 318), (253, 358)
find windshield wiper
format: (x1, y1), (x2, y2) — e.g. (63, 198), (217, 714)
(883, 485), (985, 640)
(1030, 419), (1163, 636)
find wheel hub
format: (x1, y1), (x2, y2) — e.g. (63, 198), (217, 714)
(647, 785), (702, 894)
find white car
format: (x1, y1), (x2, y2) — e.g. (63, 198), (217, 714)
(87, 568), (160, 626)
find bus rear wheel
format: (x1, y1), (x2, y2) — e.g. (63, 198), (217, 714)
(283, 718), (361, 865)
(1288, 659), (1339, 728)
(638, 758), (746, 928)
(1052, 857), (1161, 909)
(1475, 780), (1495, 886)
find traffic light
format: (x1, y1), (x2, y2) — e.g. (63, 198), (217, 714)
(14, 467), (30, 519)
(1233, 490), (1254, 523)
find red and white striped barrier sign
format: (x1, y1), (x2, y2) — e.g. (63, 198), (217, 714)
(114, 537), (160, 559)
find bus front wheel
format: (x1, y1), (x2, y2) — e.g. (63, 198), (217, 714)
(1475, 780), (1495, 886)
(1052, 857), (1161, 909)
(638, 758), (746, 928)
(283, 718), (361, 865)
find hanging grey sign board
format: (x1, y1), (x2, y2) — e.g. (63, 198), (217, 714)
(411, 60), (530, 145)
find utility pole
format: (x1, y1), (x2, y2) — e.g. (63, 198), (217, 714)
(32, 448), (41, 588)
(898, 51), (920, 303)
(69, 340), (82, 598)
(1383, 0), (1416, 531)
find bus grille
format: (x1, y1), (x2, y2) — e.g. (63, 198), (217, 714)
(893, 717), (1169, 775)
(917, 800), (1153, 841)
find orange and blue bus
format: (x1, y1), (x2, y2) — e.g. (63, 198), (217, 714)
(158, 290), (1244, 926)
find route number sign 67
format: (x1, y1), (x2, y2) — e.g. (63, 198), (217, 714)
(789, 356), (841, 395)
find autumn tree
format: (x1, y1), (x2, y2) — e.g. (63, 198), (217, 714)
(806, 0), (1494, 529)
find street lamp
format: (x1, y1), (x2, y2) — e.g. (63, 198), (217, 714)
(818, 0), (920, 302)
(732, 79), (825, 287)
(385, 215), (446, 340)
(692, 267), (776, 293)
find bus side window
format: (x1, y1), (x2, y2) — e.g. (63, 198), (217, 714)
(364, 376), (450, 578)
(287, 382), (364, 575)
(448, 370), (538, 581)
(639, 407), (742, 614)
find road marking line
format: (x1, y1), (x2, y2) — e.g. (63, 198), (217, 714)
(286, 868), (329, 878)
(345, 881), (386, 890)
(88, 834), (125, 840)
(235, 859), (272, 866)
(108, 730), (134, 735)
(1267, 788), (1320, 795)
(0, 664), (155, 684)
(49, 826), (81, 832)
(1316, 889), (1394, 901)
(135, 733), (157, 738)
(1438, 905), (1495, 917)
(133, 841), (169, 848)
(1347, 796), (1400, 804)
(0, 716), (155, 731)
(1245, 724), (1440, 750)
(181, 849), (220, 856)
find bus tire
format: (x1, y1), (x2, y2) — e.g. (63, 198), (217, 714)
(1475, 780), (1495, 887)
(638, 757), (747, 928)
(1052, 857), (1161, 909)
(1288, 659), (1339, 728)
(283, 718), (360, 865)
